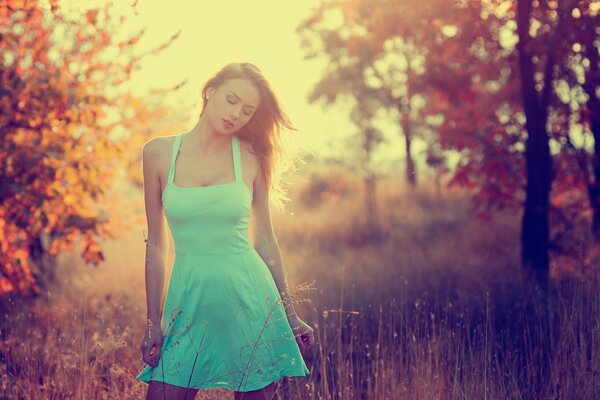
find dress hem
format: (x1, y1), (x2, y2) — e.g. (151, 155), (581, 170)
(136, 369), (310, 392)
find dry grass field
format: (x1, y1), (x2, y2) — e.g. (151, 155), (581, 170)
(1, 167), (598, 399)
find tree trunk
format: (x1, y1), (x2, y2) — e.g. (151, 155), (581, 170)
(363, 173), (381, 236)
(517, 0), (554, 291)
(403, 121), (416, 188)
(589, 116), (600, 241)
(360, 126), (381, 239)
(516, 1), (556, 397)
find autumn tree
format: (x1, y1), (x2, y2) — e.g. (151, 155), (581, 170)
(549, 3), (600, 255)
(0, 0), (182, 301)
(298, 6), (388, 235)
(308, 0), (598, 285)
(416, 0), (597, 286)
(298, 1), (435, 197)
(514, 0), (596, 288)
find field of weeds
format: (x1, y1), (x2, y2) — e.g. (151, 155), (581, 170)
(1, 168), (598, 399)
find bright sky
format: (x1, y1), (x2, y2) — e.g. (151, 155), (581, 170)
(64, 0), (429, 174)
(113, 0), (353, 155)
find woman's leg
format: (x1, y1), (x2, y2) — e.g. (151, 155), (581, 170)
(146, 380), (199, 400)
(234, 381), (278, 400)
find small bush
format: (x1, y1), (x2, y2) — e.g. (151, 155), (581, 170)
(296, 171), (359, 209)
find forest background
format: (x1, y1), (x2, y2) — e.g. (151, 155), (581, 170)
(0, 0), (598, 399)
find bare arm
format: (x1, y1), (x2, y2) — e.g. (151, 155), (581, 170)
(142, 138), (169, 326)
(250, 166), (299, 321)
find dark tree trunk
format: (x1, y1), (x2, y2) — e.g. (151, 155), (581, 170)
(516, 1), (560, 398)
(397, 101), (416, 189)
(517, 0), (554, 291)
(402, 120), (416, 188)
(589, 116), (600, 240)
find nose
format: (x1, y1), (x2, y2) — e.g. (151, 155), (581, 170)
(230, 105), (241, 120)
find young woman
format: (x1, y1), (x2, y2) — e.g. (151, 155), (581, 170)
(136, 62), (314, 400)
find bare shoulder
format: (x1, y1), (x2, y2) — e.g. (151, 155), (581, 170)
(143, 135), (174, 155)
(142, 135), (181, 188)
(142, 134), (179, 164)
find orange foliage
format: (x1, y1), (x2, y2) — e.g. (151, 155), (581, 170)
(0, 1), (184, 299)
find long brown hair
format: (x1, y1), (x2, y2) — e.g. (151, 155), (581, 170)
(199, 62), (297, 210)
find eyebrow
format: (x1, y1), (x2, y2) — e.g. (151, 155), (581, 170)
(228, 91), (257, 110)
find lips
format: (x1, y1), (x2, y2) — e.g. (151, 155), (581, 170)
(223, 119), (234, 129)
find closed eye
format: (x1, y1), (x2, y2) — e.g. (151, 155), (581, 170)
(227, 97), (252, 117)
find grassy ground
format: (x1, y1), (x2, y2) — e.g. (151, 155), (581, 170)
(1, 167), (598, 399)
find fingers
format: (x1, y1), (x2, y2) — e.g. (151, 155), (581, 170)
(299, 330), (314, 352)
(289, 320), (315, 352)
(307, 330), (315, 349)
(140, 340), (162, 367)
(143, 349), (160, 367)
(149, 346), (162, 366)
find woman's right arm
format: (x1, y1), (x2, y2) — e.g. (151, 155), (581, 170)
(142, 138), (168, 328)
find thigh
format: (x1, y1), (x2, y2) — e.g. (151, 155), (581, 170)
(146, 380), (199, 400)
(234, 380), (278, 400)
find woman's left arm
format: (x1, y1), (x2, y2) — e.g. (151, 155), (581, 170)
(250, 167), (300, 322)
(248, 153), (314, 352)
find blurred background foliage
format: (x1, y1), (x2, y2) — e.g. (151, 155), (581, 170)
(0, 0), (599, 398)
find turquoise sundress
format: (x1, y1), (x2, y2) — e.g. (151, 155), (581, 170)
(135, 133), (310, 391)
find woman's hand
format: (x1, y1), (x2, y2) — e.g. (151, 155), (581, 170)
(288, 316), (315, 353)
(140, 319), (163, 367)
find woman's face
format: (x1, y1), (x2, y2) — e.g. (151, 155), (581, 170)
(206, 77), (260, 135)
